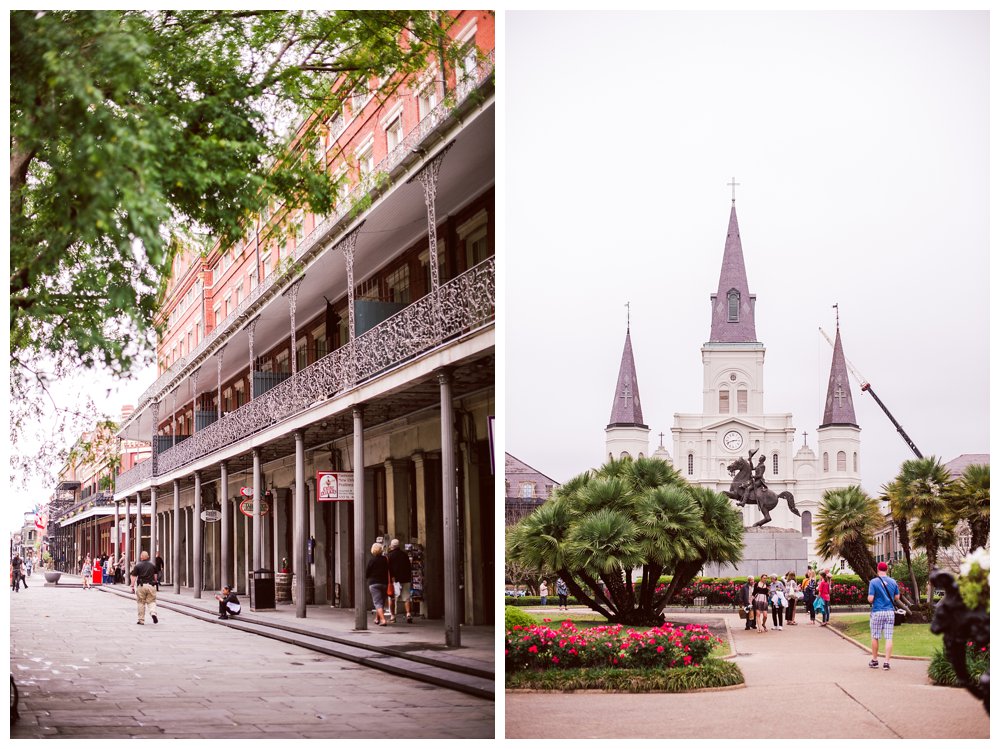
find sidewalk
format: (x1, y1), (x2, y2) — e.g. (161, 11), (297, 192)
(506, 611), (989, 739)
(11, 582), (494, 738)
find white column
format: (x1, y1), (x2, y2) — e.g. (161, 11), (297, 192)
(220, 462), (230, 590)
(193, 471), (203, 598)
(172, 480), (181, 594)
(252, 448), (262, 571)
(294, 430), (307, 619)
(123, 495), (131, 568)
(353, 406), (366, 630)
(439, 369), (460, 647)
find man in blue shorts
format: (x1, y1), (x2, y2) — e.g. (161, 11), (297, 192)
(867, 561), (901, 670)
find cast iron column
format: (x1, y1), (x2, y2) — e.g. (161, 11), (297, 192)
(294, 429), (307, 619)
(439, 369), (460, 647)
(353, 406), (366, 630)
(172, 480), (181, 594)
(193, 471), (202, 598)
(220, 461), (230, 590)
(252, 447), (262, 571)
(113, 501), (120, 569)
(123, 494), (131, 568)
(149, 486), (157, 572)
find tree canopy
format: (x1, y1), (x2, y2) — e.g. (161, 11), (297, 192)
(10, 10), (463, 376)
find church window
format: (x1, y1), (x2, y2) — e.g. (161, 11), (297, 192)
(727, 290), (740, 322)
(687, 453), (694, 475)
(772, 453), (779, 475)
(520, 482), (535, 498)
(620, 451), (631, 460)
(837, 451), (847, 471)
(853, 452), (858, 472)
(718, 388), (730, 414)
(737, 389), (748, 413)
(822, 452), (829, 472)
(801, 510), (812, 537)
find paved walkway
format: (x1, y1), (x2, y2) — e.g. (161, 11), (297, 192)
(11, 583), (494, 738)
(506, 612), (990, 739)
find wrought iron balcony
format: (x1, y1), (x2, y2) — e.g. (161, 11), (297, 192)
(131, 50), (495, 419)
(116, 257), (493, 491)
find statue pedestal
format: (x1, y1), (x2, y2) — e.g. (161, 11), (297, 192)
(702, 527), (809, 578)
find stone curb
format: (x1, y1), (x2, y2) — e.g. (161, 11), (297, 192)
(506, 682), (747, 694)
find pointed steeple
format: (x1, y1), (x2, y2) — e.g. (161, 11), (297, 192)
(709, 205), (757, 343)
(607, 328), (647, 428)
(821, 320), (858, 427)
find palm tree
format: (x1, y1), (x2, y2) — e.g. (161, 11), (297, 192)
(947, 463), (989, 552)
(881, 479), (921, 604)
(896, 457), (955, 600)
(815, 486), (882, 584)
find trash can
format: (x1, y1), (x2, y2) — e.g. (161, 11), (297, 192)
(250, 569), (275, 611)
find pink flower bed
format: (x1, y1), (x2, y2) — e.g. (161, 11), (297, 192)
(505, 620), (721, 671)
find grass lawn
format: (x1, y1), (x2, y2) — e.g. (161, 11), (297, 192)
(829, 613), (941, 658)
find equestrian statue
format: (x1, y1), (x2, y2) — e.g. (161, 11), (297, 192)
(723, 448), (799, 527)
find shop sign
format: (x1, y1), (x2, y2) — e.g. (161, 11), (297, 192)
(201, 510), (223, 522)
(317, 471), (354, 501)
(238, 498), (270, 518)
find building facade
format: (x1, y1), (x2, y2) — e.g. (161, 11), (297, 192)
(504, 453), (559, 525)
(112, 12), (494, 642)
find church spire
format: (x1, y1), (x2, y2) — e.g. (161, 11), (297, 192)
(607, 327), (647, 428)
(709, 203), (757, 343)
(820, 315), (858, 427)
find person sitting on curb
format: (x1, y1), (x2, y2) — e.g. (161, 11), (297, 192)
(215, 586), (242, 620)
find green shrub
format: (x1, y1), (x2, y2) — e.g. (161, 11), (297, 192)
(505, 605), (536, 632)
(506, 596), (578, 607)
(927, 645), (990, 687)
(505, 659), (744, 692)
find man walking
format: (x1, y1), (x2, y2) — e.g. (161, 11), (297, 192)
(867, 561), (901, 670)
(739, 576), (756, 630)
(387, 539), (414, 624)
(154, 549), (164, 591)
(130, 550), (159, 625)
(11, 555), (23, 592)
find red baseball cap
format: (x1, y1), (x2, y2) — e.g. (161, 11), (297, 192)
(877, 562), (888, 572)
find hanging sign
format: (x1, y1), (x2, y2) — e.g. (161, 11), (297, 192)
(240, 487), (253, 497)
(238, 498), (270, 518)
(201, 510), (223, 522)
(317, 471), (354, 501)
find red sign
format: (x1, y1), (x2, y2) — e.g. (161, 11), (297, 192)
(238, 498), (270, 518)
(317, 472), (354, 501)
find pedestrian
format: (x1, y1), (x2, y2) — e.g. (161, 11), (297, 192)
(81, 555), (93, 590)
(154, 549), (164, 590)
(752, 574), (770, 632)
(867, 561), (902, 670)
(25, 556), (33, 577)
(785, 571), (799, 625)
(387, 539), (414, 624)
(117, 554), (127, 585)
(130, 550), (159, 625)
(366, 542), (390, 626)
(738, 576), (757, 630)
(103, 556), (112, 585)
(11, 555), (23, 592)
(817, 570), (832, 626)
(769, 573), (786, 630)
(556, 578), (569, 610)
(802, 569), (818, 624)
(539, 579), (549, 606)
(215, 585), (242, 620)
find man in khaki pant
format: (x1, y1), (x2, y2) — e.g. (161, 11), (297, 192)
(130, 550), (159, 625)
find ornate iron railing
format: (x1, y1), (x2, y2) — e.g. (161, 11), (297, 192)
(121, 257), (493, 485)
(115, 458), (153, 495)
(131, 50), (495, 420)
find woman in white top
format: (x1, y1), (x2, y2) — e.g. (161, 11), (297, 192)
(785, 571), (800, 625)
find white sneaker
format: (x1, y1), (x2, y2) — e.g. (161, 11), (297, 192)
(777, 626), (783, 630)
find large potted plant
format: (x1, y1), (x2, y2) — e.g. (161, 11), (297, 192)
(42, 551), (61, 583)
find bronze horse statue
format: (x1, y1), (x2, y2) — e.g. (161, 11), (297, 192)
(724, 455), (800, 527)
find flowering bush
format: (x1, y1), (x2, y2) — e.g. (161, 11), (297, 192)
(647, 577), (911, 606)
(505, 620), (721, 671)
(958, 549), (989, 612)
(928, 641), (990, 687)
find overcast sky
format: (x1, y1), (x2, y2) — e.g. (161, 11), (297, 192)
(505, 10), (989, 495)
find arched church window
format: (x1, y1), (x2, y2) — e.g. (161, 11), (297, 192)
(772, 453), (779, 475)
(727, 290), (740, 322)
(737, 389), (748, 413)
(687, 453), (694, 475)
(620, 451), (631, 460)
(853, 452), (858, 472)
(718, 388), (730, 414)
(519, 482), (535, 498)
(801, 510), (812, 537)
(837, 451), (847, 471)
(822, 452), (829, 472)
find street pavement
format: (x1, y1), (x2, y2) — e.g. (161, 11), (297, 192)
(10, 582), (494, 739)
(506, 610), (990, 739)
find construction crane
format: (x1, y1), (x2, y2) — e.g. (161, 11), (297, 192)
(819, 327), (923, 459)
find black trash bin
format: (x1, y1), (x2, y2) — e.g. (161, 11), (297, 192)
(250, 569), (275, 611)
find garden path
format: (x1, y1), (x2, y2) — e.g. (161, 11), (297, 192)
(506, 611), (989, 739)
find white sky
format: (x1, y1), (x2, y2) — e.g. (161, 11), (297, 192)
(505, 10), (990, 495)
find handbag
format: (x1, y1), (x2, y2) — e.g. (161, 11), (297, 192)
(878, 577), (905, 626)
(738, 606), (748, 619)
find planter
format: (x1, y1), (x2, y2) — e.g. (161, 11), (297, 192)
(275, 572), (292, 603)
(43, 571), (62, 584)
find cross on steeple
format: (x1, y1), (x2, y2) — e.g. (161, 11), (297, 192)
(625, 301), (630, 332)
(621, 381), (633, 409)
(834, 385), (846, 408)
(727, 177), (740, 204)
(802, 431), (808, 446)
(658, 431), (665, 448)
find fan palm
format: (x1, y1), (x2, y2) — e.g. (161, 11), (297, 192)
(896, 457), (956, 600)
(947, 463), (989, 551)
(815, 486), (881, 583)
(881, 479), (921, 604)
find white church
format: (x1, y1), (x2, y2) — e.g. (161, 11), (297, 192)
(605, 200), (860, 568)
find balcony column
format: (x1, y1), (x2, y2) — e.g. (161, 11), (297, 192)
(123, 494), (131, 568)
(353, 406), (366, 630)
(172, 479), (181, 594)
(414, 144), (454, 338)
(248, 318), (259, 400)
(149, 486), (157, 572)
(193, 471), (203, 598)
(217, 347), (226, 420)
(134, 492), (142, 560)
(294, 429), (307, 619)
(438, 368), (460, 647)
(287, 280), (302, 375)
(190, 369), (201, 435)
(338, 227), (361, 388)
(171, 389), (178, 448)
(113, 500), (120, 568)
(252, 447), (262, 571)
(220, 461), (230, 590)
